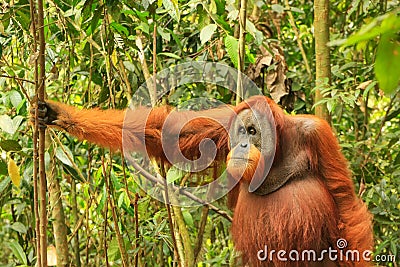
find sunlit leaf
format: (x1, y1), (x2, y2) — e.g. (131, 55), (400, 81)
(111, 49), (118, 66)
(107, 237), (121, 261)
(8, 159), (21, 187)
(0, 176), (10, 193)
(8, 240), (27, 265)
(375, 34), (400, 94)
(200, 24), (217, 45)
(47, 245), (57, 266)
(162, 0), (180, 22)
(118, 191), (125, 208)
(157, 26), (171, 41)
(343, 11), (400, 47)
(271, 4), (284, 14)
(166, 167), (184, 184)
(290, 7), (304, 13)
(55, 146), (74, 167)
(0, 140), (22, 152)
(123, 61), (136, 72)
(224, 35), (239, 68)
(110, 22), (129, 36)
(182, 209), (194, 227)
(158, 52), (181, 59)
(9, 90), (22, 108)
(0, 115), (14, 135)
(246, 19), (263, 45)
(11, 222), (27, 234)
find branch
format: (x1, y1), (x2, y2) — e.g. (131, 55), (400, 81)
(236, 0), (248, 105)
(29, 0), (41, 262)
(129, 160), (232, 222)
(37, 0), (48, 265)
(284, 0), (312, 79)
(0, 74), (35, 84)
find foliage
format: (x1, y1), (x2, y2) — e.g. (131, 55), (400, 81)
(330, 9), (400, 94)
(0, 0), (399, 266)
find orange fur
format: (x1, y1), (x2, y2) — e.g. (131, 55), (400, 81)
(45, 96), (373, 266)
(229, 97), (373, 266)
(232, 178), (339, 266)
(47, 101), (231, 162)
(47, 100), (126, 150)
(227, 144), (265, 183)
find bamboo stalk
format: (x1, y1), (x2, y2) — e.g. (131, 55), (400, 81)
(37, 0), (47, 265)
(314, 0), (331, 121)
(236, 0), (248, 104)
(29, 0), (41, 264)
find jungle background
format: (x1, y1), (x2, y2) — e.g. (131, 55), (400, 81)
(0, 0), (399, 266)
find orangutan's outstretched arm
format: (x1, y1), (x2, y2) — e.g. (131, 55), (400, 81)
(32, 100), (230, 160)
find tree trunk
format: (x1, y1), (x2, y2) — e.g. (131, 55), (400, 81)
(49, 169), (70, 266)
(314, 0), (331, 122)
(71, 180), (81, 267)
(236, 0), (248, 104)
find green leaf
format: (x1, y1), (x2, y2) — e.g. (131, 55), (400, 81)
(0, 140), (22, 152)
(227, 9), (239, 22)
(157, 26), (171, 41)
(271, 4), (284, 14)
(171, 31), (183, 50)
(363, 81), (377, 98)
(0, 177), (10, 193)
(0, 115), (14, 135)
(64, 8), (77, 17)
(200, 24), (217, 45)
(158, 52), (181, 59)
(162, 0), (180, 22)
(390, 240), (397, 259)
(91, 5), (103, 34)
(133, 10), (150, 22)
(15, 10), (30, 31)
(246, 19), (263, 45)
(55, 146), (74, 167)
(246, 47), (256, 63)
(110, 22), (129, 36)
(290, 7), (304, 13)
(99, 85), (110, 104)
(343, 11), (400, 47)
(0, 115), (23, 136)
(118, 192), (125, 208)
(123, 61), (137, 72)
(135, 22), (149, 34)
(16, 98), (27, 114)
(0, 159), (7, 176)
(182, 209), (194, 227)
(96, 186), (107, 214)
(214, 0), (225, 15)
(13, 116), (23, 131)
(121, 9), (135, 16)
(11, 222), (27, 234)
(374, 34), (400, 94)
(8, 240), (27, 265)
(124, 190), (130, 208)
(166, 167), (184, 184)
(224, 35), (239, 68)
(107, 237), (121, 261)
(326, 99), (336, 113)
(9, 90), (22, 108)
(380, 11), (400, 34)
